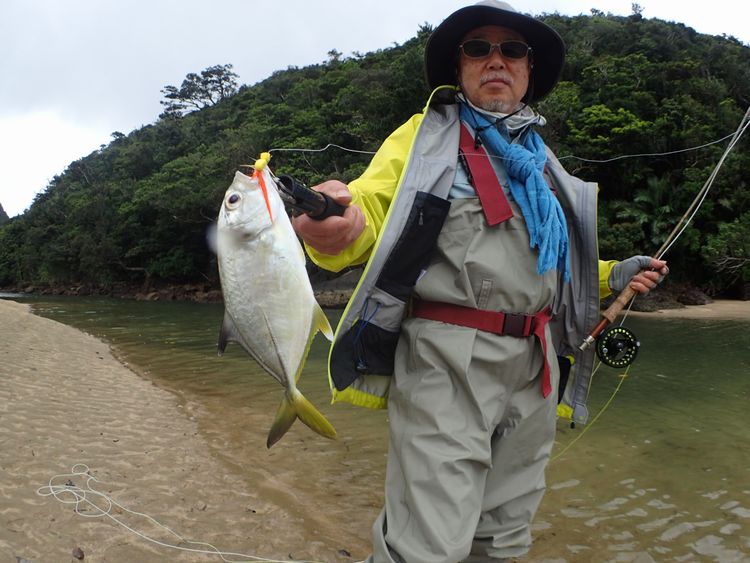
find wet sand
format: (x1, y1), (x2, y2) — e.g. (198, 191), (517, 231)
(0, 298), (362, 562)
(625, 298), (750, 320)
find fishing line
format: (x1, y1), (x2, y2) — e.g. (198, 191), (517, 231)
(653, 108), (750, 260)
(551, 361), (631, 463)
(602, 106), (749, 328)
(269, 143), (377, 156)
(264, 122), (745, 169)
(555, 106), (749, 447)
(34, 101), (748, 561)
(557, 129), (743, 163)
(37, 464), (365, 563)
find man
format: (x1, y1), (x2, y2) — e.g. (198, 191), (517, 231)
(294, 2), (667, 561)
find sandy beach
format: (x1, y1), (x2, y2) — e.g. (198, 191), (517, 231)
(1, 297), (747, 562)
(0, 298), (352, 563)
(625, 298), (750, 320)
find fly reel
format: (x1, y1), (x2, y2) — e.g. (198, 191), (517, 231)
(595, 325), (639, 368)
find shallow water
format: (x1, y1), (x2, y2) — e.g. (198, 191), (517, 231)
(14, 296), (750, 561)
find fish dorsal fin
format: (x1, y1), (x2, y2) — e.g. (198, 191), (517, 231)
(217, 310), (240, 355)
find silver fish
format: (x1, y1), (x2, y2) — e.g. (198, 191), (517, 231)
(216, 168), (336, 448)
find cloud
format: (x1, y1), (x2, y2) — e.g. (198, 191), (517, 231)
(0, 111), (108, 217)
(0, 0), (457, 217)
(0, 0), (746, 218)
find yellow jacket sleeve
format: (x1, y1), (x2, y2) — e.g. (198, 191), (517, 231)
(598, 259), (618, 300)
(305, 113), (424, 272)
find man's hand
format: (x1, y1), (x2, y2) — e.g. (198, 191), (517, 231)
(291, 180), (365, 255)
(609, 255), (669, 294)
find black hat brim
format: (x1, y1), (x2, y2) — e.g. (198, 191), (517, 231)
(424, 4), (565, 103)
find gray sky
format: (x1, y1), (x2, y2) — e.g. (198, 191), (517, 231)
(1, 0), (748, 217)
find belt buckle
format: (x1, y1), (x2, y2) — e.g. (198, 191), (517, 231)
(503, 313), (529, 337)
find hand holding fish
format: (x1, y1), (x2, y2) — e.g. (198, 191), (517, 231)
(292, 181), (365, 255)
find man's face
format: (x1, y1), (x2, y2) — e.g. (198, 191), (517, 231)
(457, 25), (531, 113)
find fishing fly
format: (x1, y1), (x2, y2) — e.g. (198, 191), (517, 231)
(244, 152), (347, 221)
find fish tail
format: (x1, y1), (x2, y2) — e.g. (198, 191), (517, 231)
(266, 389), (337, 448)
(266, 394), (298, 448)
(292, 389), (338, 441)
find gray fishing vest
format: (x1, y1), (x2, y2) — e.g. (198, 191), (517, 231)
(329, 93), (600, 425)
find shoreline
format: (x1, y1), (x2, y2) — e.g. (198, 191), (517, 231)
(4, 279), (750, 313)
(0, 284), (355, 308)
(0, 287), (750, 321)
(623, 298), (750, 320)
(0, 298), (360, 562)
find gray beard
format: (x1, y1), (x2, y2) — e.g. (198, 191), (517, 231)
(460, 94), (547, 132)
(478, 99), (522, 113)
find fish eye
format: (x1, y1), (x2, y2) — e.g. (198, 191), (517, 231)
(226, 193), (241, 208)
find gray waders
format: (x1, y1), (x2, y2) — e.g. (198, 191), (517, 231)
(369, 198), (559, 563)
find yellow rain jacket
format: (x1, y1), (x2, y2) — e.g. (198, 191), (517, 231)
(306, 88), (617, 423)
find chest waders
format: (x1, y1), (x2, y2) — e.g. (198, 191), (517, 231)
(368, 122), (560, 563)
(410, 123), (555, 399)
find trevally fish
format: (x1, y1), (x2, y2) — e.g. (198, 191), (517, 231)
(216, 168), (337, 448)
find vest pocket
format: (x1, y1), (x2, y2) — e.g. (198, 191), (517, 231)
(330, 287), (405, 390)
(330, 192), (451, 392)
(377, 191), (451, 291)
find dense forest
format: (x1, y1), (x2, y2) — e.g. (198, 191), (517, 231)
(1, 11), (748, 298)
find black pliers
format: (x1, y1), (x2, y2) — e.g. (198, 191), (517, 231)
(273, 175), (347, 220)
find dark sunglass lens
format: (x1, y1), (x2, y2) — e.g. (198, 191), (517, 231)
(501, 41), (529, 59)
(462, 40), (491, 57)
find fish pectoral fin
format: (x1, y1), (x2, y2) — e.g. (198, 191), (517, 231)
(217, 310), (240, 356)
(206, 223), (218, 255)
(314, 302), (334, 342)
(266, 389), (338, 448)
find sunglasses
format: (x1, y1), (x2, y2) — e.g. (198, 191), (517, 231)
(459, 39), (532, 60)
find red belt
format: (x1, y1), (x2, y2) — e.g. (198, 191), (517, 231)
(412, 300), (554, 398)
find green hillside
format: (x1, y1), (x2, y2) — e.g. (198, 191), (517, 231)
(1, 13), (748, 297)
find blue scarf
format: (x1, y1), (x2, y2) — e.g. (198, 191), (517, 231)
(459, 103), (570, 281)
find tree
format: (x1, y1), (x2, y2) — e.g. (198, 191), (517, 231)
(612, 176), (675, 249)
(703, 212), (750, 291)
(630, 3), (644, 21)
(160, 64), (239, 118)
(327, 49), (343, 63)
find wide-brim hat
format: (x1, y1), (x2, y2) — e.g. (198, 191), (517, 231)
(424, 0), (565, 103)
